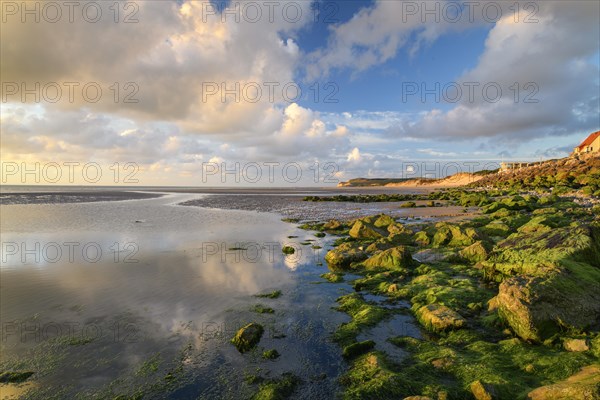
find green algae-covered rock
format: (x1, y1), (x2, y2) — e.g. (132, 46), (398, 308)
(527, 364), (600, 400)
(325, 242), (368, 270)
(431, 222), (479, 247)
(231, 323), (264, 353)
(481, 221), (512, 238)
(470, 380), (497, 400)
(414, 231), (430, 246)
(459, 241), (491, 263)
(252, 372), (299, 400)
(363, 247), (413, 271)
(495, 273), (600, 342)
(342, 340), (375, 359)
(323, 219), (343, 231)
(374, 214), (395, 228)
(415, 304), (466, 332)
(563, 338), (589, 352)
(282, 246), (295, 255)
(0, 371), (34, 383)
(349, 220), (386, 239)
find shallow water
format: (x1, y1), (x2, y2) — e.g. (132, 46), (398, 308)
(0, 193), (353, 399)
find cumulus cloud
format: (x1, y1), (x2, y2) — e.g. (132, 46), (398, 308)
(389, 1), (600, 142)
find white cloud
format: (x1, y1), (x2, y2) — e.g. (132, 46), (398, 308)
(347, 147), (362, 163)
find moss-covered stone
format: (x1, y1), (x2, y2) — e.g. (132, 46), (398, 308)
(325, 242), (368, 270)
(494, 273), (600, 342)
(252, 372), (300, 400)
(320, 272), (344, 283)
(374, 214), (395, 228)
(430, 222), (480, 247)
(349, 220), (386, 239)
(0, 371), (34, 383)
(282, 246), (295, 255)
(362, 246), (414, 271)
(470, 380), (497, 400)
(414, 231), (430, 246)
(342, 340), (376, 359)
(563, 338), (589, 352)
(231, 323), (264, 353)
(415, 304), (466, 332)
(527, 364), (600, 400)
(459, 241), (491, 263)
(262, 349), (280, 360)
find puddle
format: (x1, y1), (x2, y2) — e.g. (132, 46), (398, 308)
(357, 314), (422, 363)
(361, 293), (411, 310)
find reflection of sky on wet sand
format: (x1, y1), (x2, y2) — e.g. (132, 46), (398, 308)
(1, 193), (344, 398)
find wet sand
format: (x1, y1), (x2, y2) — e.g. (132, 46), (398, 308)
(180, 194), (477, 222)
(0, 191), (164, 205)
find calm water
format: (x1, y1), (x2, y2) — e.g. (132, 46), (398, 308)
(0, 190), (422, 399)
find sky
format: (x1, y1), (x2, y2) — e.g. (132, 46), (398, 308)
(1, 0), (599, 186)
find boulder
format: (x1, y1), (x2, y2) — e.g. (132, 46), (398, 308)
(374, 214), (395, 228)
(470, 380), (497, 400)
(342, 340), (375, 359)
(430, 223), (479, 247)
(415, 304), (466, 332)
(231, 323), (264, 353)
(349, 220), (386, 239)
(414, 231), (430, 246)
(459, 241), (490, 263)
(323, 220), (343, 231)
(495, 274), (600, 342)
(325, 242), (368, 270)
(563, 338), (590, 352)
(527, 364), (600, 399)
(363, 247), (413, 271)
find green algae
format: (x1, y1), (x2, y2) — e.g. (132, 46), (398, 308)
(342, 340), (375, 359)
(333, 294), (391, 346)
(231, 323), (264, 353)
(252, 373), (300, 400)
(262, 349), (280, 360)
(255, 290), (282, 299)
(253, 304), (275, 314)
(321, 272), (344, 283)
(282, 246), (296, 254)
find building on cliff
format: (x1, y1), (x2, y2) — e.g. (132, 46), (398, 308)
(573, 130), (600, 155)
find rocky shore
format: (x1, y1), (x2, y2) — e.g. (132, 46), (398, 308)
(276, 167), (600, 400)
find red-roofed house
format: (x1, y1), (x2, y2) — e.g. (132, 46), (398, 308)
(573, 131), (600, 155)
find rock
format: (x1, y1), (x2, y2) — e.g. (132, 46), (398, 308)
(0, 371), (34, 383)
(231, 323), (264, 353)
(563, 338), (590, 352)
(431, 357), (454, 370)
(262, 349), (280, 359)
(495, 273), (600, 342)
(430, 222), (479, 247)
(414, 231), (430, 246)
(388, 283), (400, 293)
(363, 247), (413, 271)
(282, 246), (295, 255)
(470, 380), (497, 400)
(365, 237), (400, 253)
(342, 340), (375, 359)
(527, 364), (600, 400)
(459, 241), (490, 263)
(415, 304), (466, 332)
(349, 220), (386, 239)
(323, 220), (342, 230)
(325, 243), (368, 270)
(374, 214), (395, 228)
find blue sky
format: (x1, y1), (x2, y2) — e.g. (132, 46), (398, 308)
(1, 0), (599, 185)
